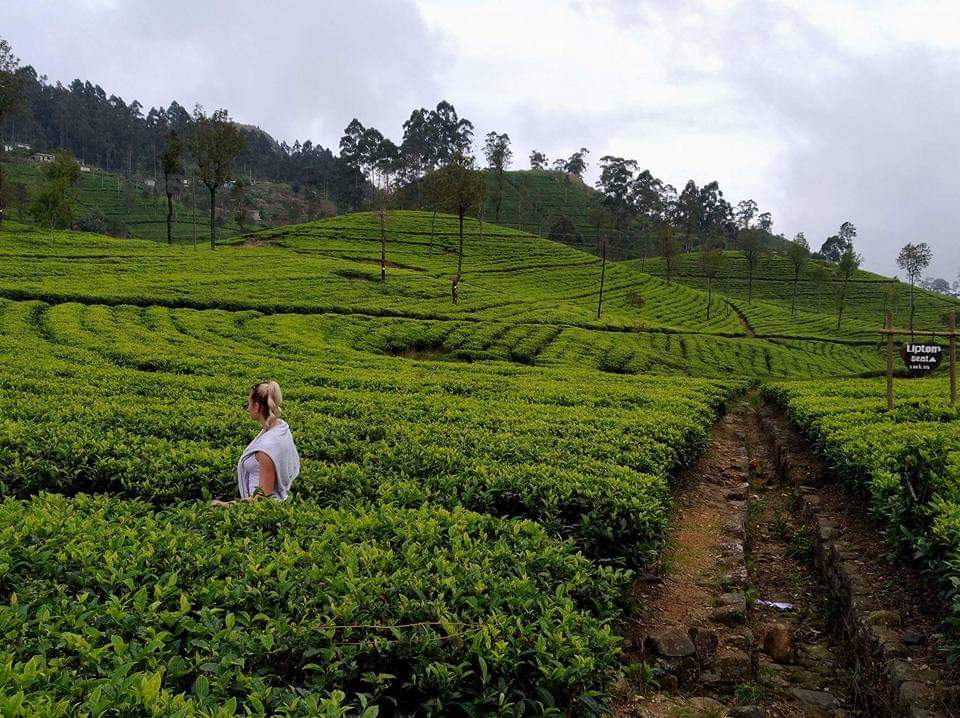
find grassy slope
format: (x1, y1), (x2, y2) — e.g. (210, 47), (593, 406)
(1, 161), (318, 244)
(0, 206), (933, 711)
(638, 251), (960, 342)
(0, 211), (888, 379)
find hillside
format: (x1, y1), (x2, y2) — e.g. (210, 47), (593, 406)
(0, 211), (890, 379)
(3, 209), (960, 714)
(1, 160), (334, 243)
(638, 251), (960, 340)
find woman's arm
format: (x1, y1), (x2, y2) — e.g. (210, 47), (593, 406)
(254, 451), (277, 499)
(212, 452), (278, 507)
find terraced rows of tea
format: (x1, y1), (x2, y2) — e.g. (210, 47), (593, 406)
(0, 210), (944, 715)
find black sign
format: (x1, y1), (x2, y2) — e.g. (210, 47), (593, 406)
(901, 342), (943, 374)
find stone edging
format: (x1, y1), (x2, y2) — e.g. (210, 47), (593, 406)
(760, 411), (957, 718)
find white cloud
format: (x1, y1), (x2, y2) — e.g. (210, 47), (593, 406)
(3, 0), (959, 277)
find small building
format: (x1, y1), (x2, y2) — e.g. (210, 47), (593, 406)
(2, 144), (13, 153)
(32, 152), (55, 164)
(80, 165), (92, 173)
(144, 178), (156, 188)
(15, 143), (31, 150)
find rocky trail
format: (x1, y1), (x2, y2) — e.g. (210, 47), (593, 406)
(613, 394), (959, 718)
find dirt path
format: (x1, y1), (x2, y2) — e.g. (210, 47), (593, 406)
(725, 300), (756, 337)
(613, 393), (957, 717)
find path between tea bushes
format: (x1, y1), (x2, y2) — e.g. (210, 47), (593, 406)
(613, 394), (959, 717)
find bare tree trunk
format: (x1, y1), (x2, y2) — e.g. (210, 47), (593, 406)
(192, 179), (197, 248)
(209, 186), (217, 250)
(379, 205), (386, 282)
(596, 238), (607, 320)
(452, 211), (465, 304)
(837, 281), (847, 330)
(909, 280), (915, 332)
(791, 270), (799, 317)
(165, 176), (174, 245)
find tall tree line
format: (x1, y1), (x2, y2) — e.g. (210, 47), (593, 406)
(1, 59), (356, 208)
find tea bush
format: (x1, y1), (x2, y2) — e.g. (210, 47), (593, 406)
(0, 494), (628, 715)
(764, 377), (960, 653)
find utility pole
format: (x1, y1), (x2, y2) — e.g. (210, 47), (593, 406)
(597, 236), (607, 320)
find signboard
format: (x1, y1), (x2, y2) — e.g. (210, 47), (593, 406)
(901, 342), (943, 374)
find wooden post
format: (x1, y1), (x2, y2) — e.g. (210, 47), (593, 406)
(950, 311), (957, 406)
(886, 310), (894, 411)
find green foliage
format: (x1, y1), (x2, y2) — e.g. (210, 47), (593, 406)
(764, 377), (960, 655)
(0, 494), (628, 715)
(0, 203), (932, 711)
(29, 151), (81, 231)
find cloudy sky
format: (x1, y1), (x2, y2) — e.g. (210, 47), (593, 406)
(3, 0), (959, 277)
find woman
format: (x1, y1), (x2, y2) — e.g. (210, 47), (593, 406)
(211, 381), (300, 506)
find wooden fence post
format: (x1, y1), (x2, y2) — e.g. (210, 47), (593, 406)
(886, 310), (894, 411)
(950, 311), (957, 406)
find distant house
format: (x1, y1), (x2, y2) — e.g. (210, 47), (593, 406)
(32, 152), (55, 164)
(2, 144), (13, 153)
(80, 165), (92, 173)
(15, 143), (30, 150)
(144, 178), (156, 188)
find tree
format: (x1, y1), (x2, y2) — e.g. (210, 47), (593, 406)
(30, 151), (81, 239)
(659, 225), (679, 285)
(738, 230), (763, 304)
(564, 148), (589, 178)
(423, 153), (483, 303)
(587, 205), (614, 254)
(372, 161), (397, 284)
(697, 181), (731, 247)
(190, 108), (244, 249)
(631, 170), (667, 219)
(482, 131), (512, 222)
(427, 101), (474, 167)
(923, 277), (951, 295)
(160, 129), (184, 245)
(596, 156), (637, 242)
(835, 247), (862, 330)
(676, 181), (702, 250)
(547, 215), (579, 245)
(820, 221), (856, 263)
(529, 150), (548, 170)
(597, 233), (608, 320)
(700, 246), (725, 319)
(0, 38), (24, 226)
(400, 107), (433, 181)
(734, 199), (758, 234)
(896, 242), (933, 331)
(787, 232), (810, 317)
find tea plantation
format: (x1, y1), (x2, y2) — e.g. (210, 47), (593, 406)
(0, 210), (956, 714)
(764, 377), (960, 648)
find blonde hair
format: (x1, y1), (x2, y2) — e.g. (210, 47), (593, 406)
(249, 381), (283, 427)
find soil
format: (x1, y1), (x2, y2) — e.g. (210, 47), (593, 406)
(614, 393), (958, 718)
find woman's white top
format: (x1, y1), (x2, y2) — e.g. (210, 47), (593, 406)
(236, 420), (300, 500)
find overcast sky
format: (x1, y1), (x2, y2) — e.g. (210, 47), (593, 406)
(3, 0), (959, 277)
